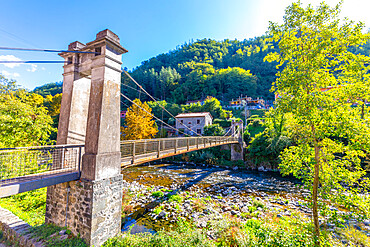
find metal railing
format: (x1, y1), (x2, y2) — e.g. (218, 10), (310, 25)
(0, 135), (238, 186)
(120, 136), (238, 164)
(0, 144), (84, 186)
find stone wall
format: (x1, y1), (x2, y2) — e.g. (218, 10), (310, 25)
(0, 207), (44, 247)
(45, 174), (123, 246)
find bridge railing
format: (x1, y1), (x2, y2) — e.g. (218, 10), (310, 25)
(0, 144), (84, 186)
(120, 136), (238, 163)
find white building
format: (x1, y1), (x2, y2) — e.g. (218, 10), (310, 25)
(175, 112), (213, 135)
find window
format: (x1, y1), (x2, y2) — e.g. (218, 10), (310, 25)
(95, 47), (101, 56)
(197, 119), (200, 124)
(188, 122), (191, 125)
(180, 120), (183, 124)
(197, 129), (201, 134)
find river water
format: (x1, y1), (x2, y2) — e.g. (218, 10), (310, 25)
(120, 162), (308, 233)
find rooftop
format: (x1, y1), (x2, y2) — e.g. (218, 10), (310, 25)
(175, 112), (212, 118)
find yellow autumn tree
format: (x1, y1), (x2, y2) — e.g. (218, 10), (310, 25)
(122, 98), (158, 140)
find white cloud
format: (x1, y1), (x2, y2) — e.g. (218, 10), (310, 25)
(27, 64), (37, 72)
(41, 67), (46, 71)
(0, 55), (22, 68)
(1, 70), (20, 78)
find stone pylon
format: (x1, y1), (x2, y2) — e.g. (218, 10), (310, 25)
(45, 30), (128, 246)
(231, 120), (244, 161)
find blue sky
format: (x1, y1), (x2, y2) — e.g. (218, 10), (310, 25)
(0, 0), (369, 90)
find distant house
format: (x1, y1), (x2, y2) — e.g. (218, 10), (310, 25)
(229, 95), (266, 109)
(175, 112), (213, 135)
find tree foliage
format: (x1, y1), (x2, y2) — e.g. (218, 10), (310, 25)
(0, 75), (55, 147)
(146, 97), (231, 129)
(122, 99), (158, 140)
(265, 1), (370, 244)
(32, 81), (63, 97)
(204, 124), (225, 136)
(121, 37), (278, 105)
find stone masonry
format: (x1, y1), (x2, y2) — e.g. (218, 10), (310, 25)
(231, 120), (244, 161)
(45, 175), (123, 244)
(0, 207), (44, 247)
(45, 29), (127, 246)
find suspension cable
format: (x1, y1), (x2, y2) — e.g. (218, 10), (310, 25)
(122, 70), (202, 136)
(0, 46), (97, 54)
(0, 60), (67, 64)
(121, 83), (161, 101)
(222, 127), (232, 137)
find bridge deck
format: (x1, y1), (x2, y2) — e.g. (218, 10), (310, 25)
(0, 136), (238, 197)
(0, 170), (80, 198)
(121, 139), (237, 168)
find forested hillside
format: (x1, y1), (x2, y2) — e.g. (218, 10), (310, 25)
(32, 81), (62, 97)
(32, 35), (370, 107)
(122, 36), (279, 104)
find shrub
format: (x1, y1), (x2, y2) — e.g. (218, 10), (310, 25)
(151, 191), (164, 198)
(204, 124), (225, 136)
(243, 129), (251, 144)
(103, 221), (215, 247)
(168, 194), (183, 203)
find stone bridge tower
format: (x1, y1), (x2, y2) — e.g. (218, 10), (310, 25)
(45, 30), (127, 246)
(231, 120), (244, 161)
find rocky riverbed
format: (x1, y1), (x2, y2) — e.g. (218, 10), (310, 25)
(121, 162), (370, 244)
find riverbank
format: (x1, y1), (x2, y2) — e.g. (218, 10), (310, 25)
(0, 162), (369, 246)
(113, 162), (370, 246)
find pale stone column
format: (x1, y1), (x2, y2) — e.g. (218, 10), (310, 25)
(57, 41), (90, 145)
(46, 30), (128, 247)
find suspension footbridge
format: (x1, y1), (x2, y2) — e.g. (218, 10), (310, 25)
(0, 29), (244, 246)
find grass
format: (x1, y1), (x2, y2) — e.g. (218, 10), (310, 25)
(27, 224), (87, 247)
(339, 226), (370, 247)
(153, 206), (163, 215)
(168, 194), (183, 203)
(152, 191), (164, 198)
(103, 221), (214, 247)
(0, 187), (46, 226)
(104, 214), (343, 247)
(252, 198), (265, 209)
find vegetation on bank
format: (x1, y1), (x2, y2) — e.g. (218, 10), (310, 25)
(265, 1), (370, 245)
(112, 179), (370, 247)
(104, 217), (330, 247)
(26, 224), (87, 247)
(0, 188), (46, 226)
(0, 76), (56, 147)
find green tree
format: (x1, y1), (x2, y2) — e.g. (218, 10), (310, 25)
(43, 93), (62, 141)
(265, 1), (370, 244)
(183, 97), (231, 119)
(0, 75), (55, 147)
(203, 124), (225, 136)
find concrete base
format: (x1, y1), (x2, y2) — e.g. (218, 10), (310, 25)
(231, 143), (244, 161)
(45, 174), (123, 246)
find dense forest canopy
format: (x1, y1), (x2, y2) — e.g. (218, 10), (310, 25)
(122, 36), (279, 105)
(31, 34), (370, 109)
(32, 81), (62, 97)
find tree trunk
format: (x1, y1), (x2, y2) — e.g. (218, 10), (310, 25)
(312, 132), (321, 246)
